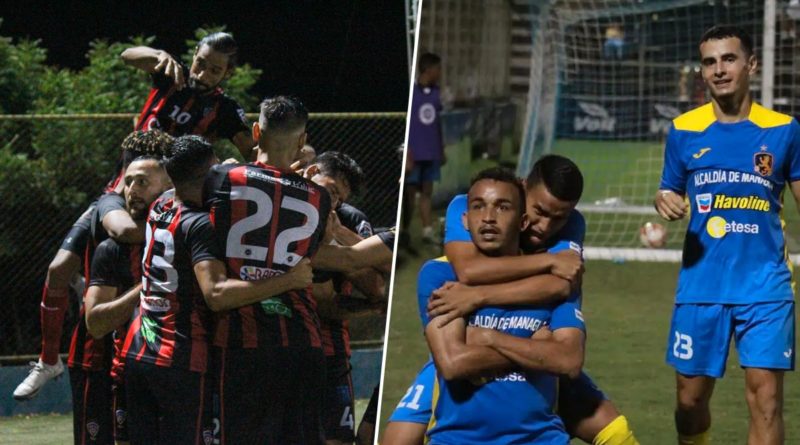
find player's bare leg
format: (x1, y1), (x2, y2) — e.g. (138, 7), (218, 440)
(675, 373), (715, 444)
(744, 368), (784, 445)
(13, 249), (77, 399)
(382, 421), (426, 445)
(419, 181), (435, 242)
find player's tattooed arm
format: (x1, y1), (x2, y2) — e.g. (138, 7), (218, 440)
(103, 209), (146, 244)
(469, 326), (585, 378)
(121, 46), (185, 90)
(85, 284), (142, 339)
(194, 257), (313, 311)
(427, 274), (572, 327)
(445, 241), (581, 285)
(426, 316), (513, 381)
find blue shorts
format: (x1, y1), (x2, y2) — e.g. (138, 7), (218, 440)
(405, 160), (441, 185)
(388, 360), (434, 425)
(666, 301), (795, 378)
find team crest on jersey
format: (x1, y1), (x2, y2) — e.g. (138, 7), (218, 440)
(203, 428), (214, 445)
(115, 409), (127, 426)
(87, 421), (100, 439)
(754, 149), (773, 177)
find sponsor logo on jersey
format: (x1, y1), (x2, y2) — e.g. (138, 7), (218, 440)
(754, 150), (774, 176)
(706, 216), (760, 239)
(692, 147), (712, 159)
(713, 194), (770, 212)
(493, 372), (528, 382)
(469, 314), (544, 332)
(141, 296), (171, 313)
(260, 297), (292, 318)
(244, 169), (311, 192)
(696, 193), (712, 213)
(240, 265), (282, 281)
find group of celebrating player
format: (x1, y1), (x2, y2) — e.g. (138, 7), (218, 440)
(12, 32), (393, 445)
(382, 24), (797, 445)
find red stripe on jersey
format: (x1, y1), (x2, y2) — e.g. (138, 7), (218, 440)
(320, 322), (334, 356)
(136, 85), (176, 131)
(194, 374), (206, 445)
(219, 348), (227, 445)
(154, 207), (183, 367)
(266, 170), (283, 269)
(189, 305), (208, 373)
(81, 373), (90, 445)
(135, 88), (159, 130)
(193, 101), (219, 136)
(290, 290), (321, 348)
(279, 316), (288, 348)
(120, 312), (142, 361)
(228, 166), (259, 348)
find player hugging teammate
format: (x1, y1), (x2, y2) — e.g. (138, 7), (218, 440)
(13, 32), (392, 445)
(383, 158), (640, 445)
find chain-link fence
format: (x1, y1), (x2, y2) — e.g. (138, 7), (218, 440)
(0, 112), (405, 358)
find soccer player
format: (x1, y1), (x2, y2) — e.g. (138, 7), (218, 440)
(655, 25), (797, 445)
(422, 167), (585, 444)
(120, 32), (253, 165)
(83, 156), (172, 445)
(203, 96), (332, 444)
(402, 52), (445, 245)
(304, 151), (384, 444)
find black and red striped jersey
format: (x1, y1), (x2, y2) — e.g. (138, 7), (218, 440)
(121, 197), (220, 373)
(319, 203), (373, 359)
(67, 192), (122, 370)
(104, 67), (249, 193)
(87, 238), (142, 382)
(203, 162), (332, 350)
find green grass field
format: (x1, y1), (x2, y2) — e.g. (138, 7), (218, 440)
(379, 253), (800, 443)
(0, 400), (371, 444)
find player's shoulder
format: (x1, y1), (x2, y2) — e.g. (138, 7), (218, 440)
(337, 202), (368, 221)
(447, 193), (467, 213)
(672, 103), (716, 132)
(747, 102), (794, 129)
(419, 256), (456, 281)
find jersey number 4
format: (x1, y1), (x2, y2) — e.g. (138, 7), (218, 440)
(226, 185), (319, 267)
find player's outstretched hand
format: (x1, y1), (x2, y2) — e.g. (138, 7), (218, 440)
(287, 258), (313, 289)
(428, 281), (480, 327)
(654, 189), (687, 221)
(153, 51), (185, 90)
(550, 250), (583, 284)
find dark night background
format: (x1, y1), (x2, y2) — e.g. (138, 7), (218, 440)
(0, 0), (410, 112)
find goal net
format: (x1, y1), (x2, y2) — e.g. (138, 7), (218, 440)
(518, 0), (800, 262)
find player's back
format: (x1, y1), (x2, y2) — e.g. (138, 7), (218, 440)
(204, 162), (332, 350)
(661, 102), (799, 305)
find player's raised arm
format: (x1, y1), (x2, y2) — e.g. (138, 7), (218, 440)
(313, 232), (394, 272)
(194, 257), (313, 312)
(425, 316), (512, 381)
(121, 46), (185, 89)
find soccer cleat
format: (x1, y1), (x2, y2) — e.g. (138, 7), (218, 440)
(13, 357), (64, 401)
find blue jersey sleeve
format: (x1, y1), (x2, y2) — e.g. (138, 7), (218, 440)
(417, 259), (456, 329)
(444, 194), (470, 244)
(659, 125), (687, 193)
(388, 360), (435, 425)
(549, 296), (586, 332)
(546, 211), (585, 256)
(788, 120), (800, 182)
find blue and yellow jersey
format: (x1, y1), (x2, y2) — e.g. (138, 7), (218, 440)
(444, 193), (586, 256)
(425, 261), (583, 445)
(660, 102), (800, 305)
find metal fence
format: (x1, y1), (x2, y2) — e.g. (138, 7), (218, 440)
(0, 112), (405, 357)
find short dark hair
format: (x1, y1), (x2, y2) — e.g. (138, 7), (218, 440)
(259, 95), (309, 135)
(197, 32), (238, 68)
(700, 25), (754, 56)
(527, 155), (583, 202)
(470, 167), (526, 214)
(314, 151), (364, 196)
(165, 135), (215, 184)
(121, 130), (174, 166)
(418, 52), (441, 74)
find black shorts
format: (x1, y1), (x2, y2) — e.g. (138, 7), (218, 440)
(69, 366), (113, 445)
(362, 385), (379, 425)
(59, 203), (96, 255)
(218, 346), (326, 445)
(323, 356), (355, 442)
(112, 381), (128, 442)
(125, 359), (214, 445)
